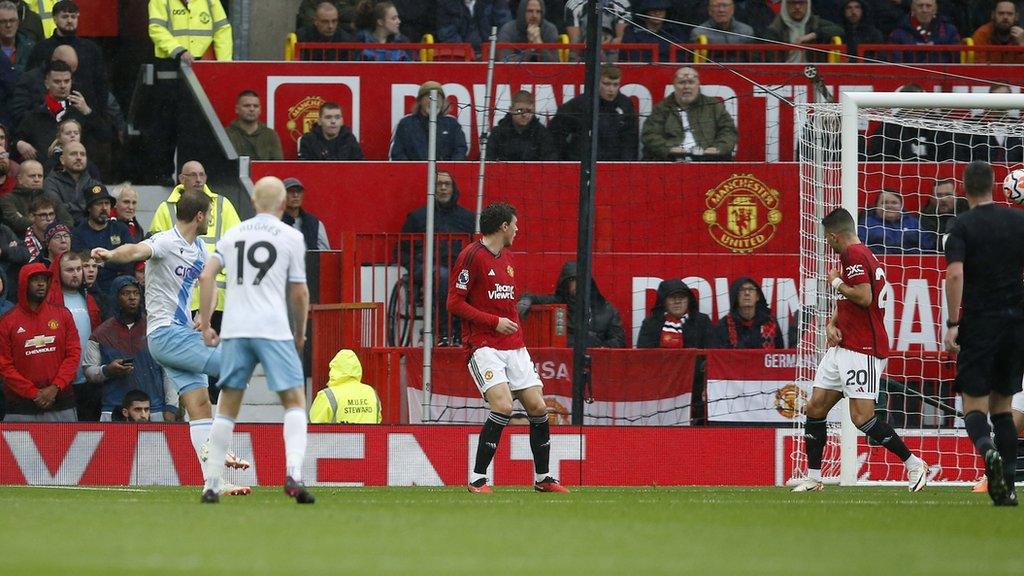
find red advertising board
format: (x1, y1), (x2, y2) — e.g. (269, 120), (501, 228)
(193, 61), (1019, 161)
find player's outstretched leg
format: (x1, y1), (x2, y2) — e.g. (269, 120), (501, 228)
(856, 415), (928, 492)
(200, 413), (236, 503)
(282, 406), (314, 504)
(792, 417), (827, 492)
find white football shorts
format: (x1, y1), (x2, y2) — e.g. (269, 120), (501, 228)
(813, 346), (886, 401)
(1012, 390), (1024, 415)
(467, 347), (542, 396)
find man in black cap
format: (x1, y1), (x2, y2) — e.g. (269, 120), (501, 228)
(282, 177), (330, 251)
(70, 183), (132, 316)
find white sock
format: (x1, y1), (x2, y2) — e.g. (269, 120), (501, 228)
(189, 418), (212, 481)
(203, 415), (235, 493)
(904, 454), (924, 469)
(535, 473), (551, 483)
(470, 472), (487, 484)
(807, 468), (822, 481)
(283, 408), (307, 481)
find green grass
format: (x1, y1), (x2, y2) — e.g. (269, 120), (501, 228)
(1, 486), (1022, 575)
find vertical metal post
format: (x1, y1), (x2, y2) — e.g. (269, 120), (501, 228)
(571, 0), (602, 425)
(422, 91), (438, 423)
(475, 27), (498, 234)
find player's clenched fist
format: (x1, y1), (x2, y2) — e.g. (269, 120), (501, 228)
(91, 247), (112, 262)
(496, 317), (519, 335)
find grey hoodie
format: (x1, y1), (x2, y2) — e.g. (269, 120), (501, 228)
(496, 0), (560, 62)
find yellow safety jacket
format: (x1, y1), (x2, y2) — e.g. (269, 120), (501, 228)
(26, 0), (56, 39)
(148, 0), (232, 61)
(310, 350), (382, 424)
(149, 184), (240, 311)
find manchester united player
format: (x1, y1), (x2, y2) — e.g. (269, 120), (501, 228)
(448, 203), (568, 494)
(792, 207), (929, 492)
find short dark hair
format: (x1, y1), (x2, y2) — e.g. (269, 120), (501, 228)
(52, 0), (79, 16)
(320, 101), (341, 115)
(236, 90), (259, 102)
(61, 250), (82, 266)
(122, 389), (150, 409)
(45, 59), (73, 77)
(29, 195), (56, 214)
(821, 207), (856, 235)
(962, 161), (995, 198)
(511, 90), (534, 106)
(933, 178), (956, 192)
(479, 202), (516, 235)
(600, 64), (621, 81)
(175, 188), (212, 222)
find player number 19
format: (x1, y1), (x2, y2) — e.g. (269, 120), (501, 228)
(234, 240), (277, 285)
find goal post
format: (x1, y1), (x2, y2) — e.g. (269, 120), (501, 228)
(794, 90), (1024, 487)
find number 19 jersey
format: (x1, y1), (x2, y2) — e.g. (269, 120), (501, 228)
(213, 213), (307, 340)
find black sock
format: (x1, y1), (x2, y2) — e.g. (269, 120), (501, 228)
(804, 417), (827, 471)
(473, 411), (509, 476)
(529, 414), (551, 477)
(964, 410), (996, 456)
(858, 416), (912, 462)
(991, 412), (1017, 486)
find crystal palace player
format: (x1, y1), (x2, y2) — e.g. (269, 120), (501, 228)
(793, 208), (929, 492)
(943, 161), (1024, 507)
(448, 203), (568, 493)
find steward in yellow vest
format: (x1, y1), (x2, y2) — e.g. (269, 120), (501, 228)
(310, 350), (382, 424)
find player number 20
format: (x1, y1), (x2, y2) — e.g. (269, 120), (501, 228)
(844, 369), (868, 387)
(234, 240), (277, 285)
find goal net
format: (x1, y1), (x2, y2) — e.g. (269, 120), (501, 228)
(792, 91), (1024, 486)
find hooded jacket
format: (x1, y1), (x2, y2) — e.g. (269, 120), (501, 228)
(309, 349), (381, 424)
(485, 113), (558, 161)
(399, 178), (475, 275)
(84, 276), (168, 414)
(298, 123), (364, 161)
(840, 0), (883, 56)
(710, 277), (785, 349)
(496, 0), (560, 62)
(764, 0), (844, 62)
(636, 279), (712, 349)
(519, 261), (626, 348)
(0, 262), (81, 414)
(389, 106), (468, 161)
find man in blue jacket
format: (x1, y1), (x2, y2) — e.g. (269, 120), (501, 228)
(390, 81), (468, 161)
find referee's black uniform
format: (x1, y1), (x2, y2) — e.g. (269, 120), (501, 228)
(945, 203), (1024, 397)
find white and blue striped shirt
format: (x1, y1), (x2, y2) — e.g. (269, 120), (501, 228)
(142, 226), (207, 334)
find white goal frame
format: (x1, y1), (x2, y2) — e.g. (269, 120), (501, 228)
(831, 90), (1024, 486)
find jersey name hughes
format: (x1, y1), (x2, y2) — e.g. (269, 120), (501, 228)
(488, 283), (515, 300)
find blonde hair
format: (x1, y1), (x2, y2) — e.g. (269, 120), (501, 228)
(47, 118), (83, 157)
(252, 176), (287, 212)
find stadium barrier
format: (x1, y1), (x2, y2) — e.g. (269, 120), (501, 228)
(857, 43), (1024, 65)
(667, 42), (847, 63)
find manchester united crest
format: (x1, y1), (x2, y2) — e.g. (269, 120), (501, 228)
(286, 96), (326, 143)
(774, 383), (807, 419)
(506, 265), (514, 278)
(702, 174), (782, 254)
(48, 320), (58, 330)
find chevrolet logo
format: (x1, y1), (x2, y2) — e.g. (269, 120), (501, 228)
(24, 335), (55, 348)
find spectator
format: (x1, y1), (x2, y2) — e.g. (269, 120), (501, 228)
(118, 389), (152, 423)
(0, 262), (80, 422)
(710, 277), (785, 349)
(436, 0), (513, 55)
(858, 189), (933, 254)
(690, 0), (758, 62)
(224, 90), (283, 161)
(392, 0), (436, 42)
(80, 249), (100, 305)
(44, 117), (101, 179)
(737, 0), (790, 37)
(0, 217), (27, 299)
(622, 0), (687, 61)
(297, 0), (357, 34)
(497, 0), (560, 62)
(764, 0), (844, 62)
(0, 123), (17, 195)
(549, 64), (638, 161)
(42, 140), (99, 223)
(48, 250), (99, 420)
(70, 184), (132, 316)
(398, 170), (474, 344)
(959, 85), (1024, 164)
(971, 1), (1024, 62)
(565, 0), (630, 45)
(309, 349), (381, 423)
(636, 278), (712, 348)
(0, 159), (71, 234)
(84, 276), (172, 422)
(355, 1), (413, 61)
(517, 260), (626, 348)
(297, 1), (357, 61)
(0, 1), (36, 128)
(13, 0), (42, 43)
(298, 101), (364, 160)
(37, 220), (70, 266)
(485, 90), (558, 161)
(919, 178), (969, 248)
(888, 0), (960, 62)
(6, 43), (74, 130)
(112, 183), (145, 244)
(282, 177), (331, 250)
(840, 0), (884, 55)
(17, 195), (57, 266)
(642, 67), (738, 161)
(390, 81), (468, 161)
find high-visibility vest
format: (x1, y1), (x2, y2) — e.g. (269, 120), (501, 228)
(149, 185), (240, 311)
(310, 385), (382, 424)
(147, 0), (232, 61)
(26, 0), (55, 39)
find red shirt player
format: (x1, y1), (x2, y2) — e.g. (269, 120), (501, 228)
(447, 202), (568, 494)
(791, 207), (927, 493)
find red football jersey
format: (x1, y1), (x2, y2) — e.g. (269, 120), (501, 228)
(836, 243), (890, 358)
(447, 241), (525, 351)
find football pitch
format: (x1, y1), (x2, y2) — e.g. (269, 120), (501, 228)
(1, 486), (1021, 576)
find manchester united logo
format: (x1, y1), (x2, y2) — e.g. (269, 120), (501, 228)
(506, 265), (514, 278)
(48, 320), (58, 330)
(484, 370), (494, 381)
(774, 383), (807, 419)
(702, 174), (782, 254)
(286, 96), (326, 143)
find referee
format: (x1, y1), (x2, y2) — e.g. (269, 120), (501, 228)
(944, 160), (1024, 507)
